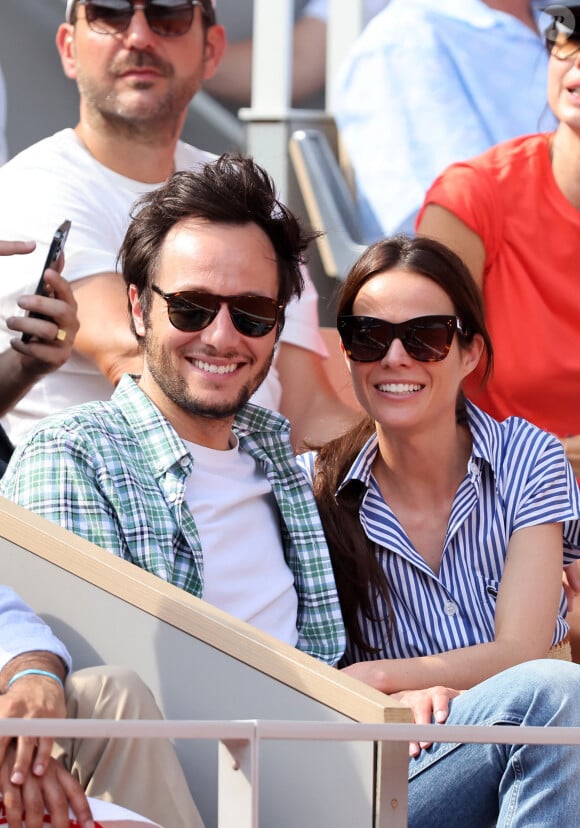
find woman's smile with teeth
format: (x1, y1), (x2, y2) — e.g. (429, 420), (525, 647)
(377, 382), (423, 393)
(191, 358), (238, 375)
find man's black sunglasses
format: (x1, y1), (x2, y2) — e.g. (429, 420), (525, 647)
(76, 0), (214, 37)
(337, 314), (465, 363)
(151, 285), (283, 338)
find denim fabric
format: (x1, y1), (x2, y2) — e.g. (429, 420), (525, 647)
(408, 660), (580, 827)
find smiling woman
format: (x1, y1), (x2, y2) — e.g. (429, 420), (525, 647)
(296, 232), (580, 826)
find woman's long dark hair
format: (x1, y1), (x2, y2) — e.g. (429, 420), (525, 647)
(312, 235), (493, 654)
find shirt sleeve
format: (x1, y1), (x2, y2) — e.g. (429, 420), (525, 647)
(417, 161), (504, 267)
(0, 585), (72, 674)
(0, 424), (131, 558)
(500, 422), (580, 565)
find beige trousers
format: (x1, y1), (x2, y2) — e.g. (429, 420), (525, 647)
(52, 665), (205, 828)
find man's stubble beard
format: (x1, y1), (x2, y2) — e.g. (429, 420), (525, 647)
(144, 333), (275, 422)
(76, 64), (203, 140)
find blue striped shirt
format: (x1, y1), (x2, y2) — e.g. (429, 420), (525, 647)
(298, 402), (580, 665)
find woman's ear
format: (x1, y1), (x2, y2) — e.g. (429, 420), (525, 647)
(340, 341), (353, 376)
(129, 284), (146, 337)
(461, 333), (485, 380)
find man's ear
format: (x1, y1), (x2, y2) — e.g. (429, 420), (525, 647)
(202, 24), (227, 81)
(56, 24), (78, 80)
(129, 284), (146, 337)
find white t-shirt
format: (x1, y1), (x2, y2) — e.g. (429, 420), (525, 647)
(184, 435), (299, 645)
(0, 129), (325, 444)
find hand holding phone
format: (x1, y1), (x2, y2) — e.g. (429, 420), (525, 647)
(21, 220), (71, 343)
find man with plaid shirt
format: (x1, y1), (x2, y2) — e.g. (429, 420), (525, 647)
(1, 154), (346, 667)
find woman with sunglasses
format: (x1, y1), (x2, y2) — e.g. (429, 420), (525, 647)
(417, 4), (580, 480)
(298, 234), (580, 826)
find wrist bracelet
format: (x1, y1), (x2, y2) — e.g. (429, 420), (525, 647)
(7, 669), (64, 689)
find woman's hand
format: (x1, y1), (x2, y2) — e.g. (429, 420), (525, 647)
(390, 686), (462, 757)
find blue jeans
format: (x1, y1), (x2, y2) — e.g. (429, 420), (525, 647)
(408, 660), (580, 827)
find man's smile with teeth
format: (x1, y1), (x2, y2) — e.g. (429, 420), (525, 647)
(191, 358), (239, 375)
(377, 382), (423, 393)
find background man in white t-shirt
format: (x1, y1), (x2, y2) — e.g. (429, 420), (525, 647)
(0, 0), (356, 452)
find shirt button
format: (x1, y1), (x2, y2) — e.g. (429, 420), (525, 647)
(168, 492), (177, 503)
(444, 601), (458, 616)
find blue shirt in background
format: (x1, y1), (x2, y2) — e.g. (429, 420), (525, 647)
(333, 0), (555, 242)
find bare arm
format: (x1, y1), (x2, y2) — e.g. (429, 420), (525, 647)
(276, 342), (361, 452)
(416, 204), (486, 288)
(204, 16), (327, 105)
(72, 271), (143, 387)
(343, 522), (563, 694)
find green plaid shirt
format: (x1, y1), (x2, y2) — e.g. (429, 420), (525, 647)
(1, 375), (345, 665)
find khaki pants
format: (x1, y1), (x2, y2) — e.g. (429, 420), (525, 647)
(52, 665), (205, 828)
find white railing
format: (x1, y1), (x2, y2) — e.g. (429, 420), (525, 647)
(2, 718), (580, 828)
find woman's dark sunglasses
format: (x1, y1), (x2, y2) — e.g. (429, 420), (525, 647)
(337, 314), (464, 363)
(152, 285), (282, 338)
(77, 0), (212, 37)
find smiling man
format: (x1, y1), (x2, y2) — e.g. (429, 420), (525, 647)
(0, 154), (345, 666)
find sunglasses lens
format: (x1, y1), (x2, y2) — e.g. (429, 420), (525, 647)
(85, 0), (133, 33)
(161, 291), (279, 338)
(229, 296), (279, 337)
(402, 319), (453, 362)
(84, 0), (195, 36)
(148, 1), (194, 36)
(338, 317), (391, 362)
(167, 294), (218, 332)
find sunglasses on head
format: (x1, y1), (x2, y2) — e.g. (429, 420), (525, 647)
(337, 314), (465, 363)
(151, 285), (283, 338)
(76, 0), (211, 37)
(547, 34), (580, 60)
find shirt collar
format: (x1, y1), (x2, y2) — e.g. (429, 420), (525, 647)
(112, 375), (192, 477)
(112, 375), (291, 476)
(335, 399), (504, 495)
(232, 402), (291, 440)
(463, 398), (507, 480)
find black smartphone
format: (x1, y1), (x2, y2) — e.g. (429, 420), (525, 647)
(22, 219), (71, 343)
